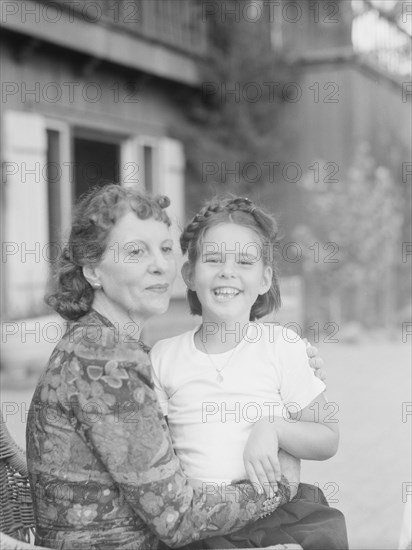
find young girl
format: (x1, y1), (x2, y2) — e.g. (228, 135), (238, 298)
(151, 196), (348, 549)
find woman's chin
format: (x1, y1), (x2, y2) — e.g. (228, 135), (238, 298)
(155, 301), (171, 316)
(145, 298), (171, 318)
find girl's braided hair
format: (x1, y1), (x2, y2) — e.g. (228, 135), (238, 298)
(46, 184), (171, 321)
(180, 195), (281, 321)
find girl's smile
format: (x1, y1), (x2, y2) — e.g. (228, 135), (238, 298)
(183, 223), (272, 325)
(212, 286), (242, 300)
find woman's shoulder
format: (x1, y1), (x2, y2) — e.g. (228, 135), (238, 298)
(53, 315), (153, 384)
(59, 311), (148, 356)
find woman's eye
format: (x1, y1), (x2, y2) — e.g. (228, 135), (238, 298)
(130, 248), (144, 256)
(240, 260), (254, 265)
(162, 246), (173, 254)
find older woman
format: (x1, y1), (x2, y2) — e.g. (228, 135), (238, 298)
(26, 185), (322, 550)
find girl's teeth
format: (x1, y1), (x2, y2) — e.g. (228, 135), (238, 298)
(213, 289), (239, 296)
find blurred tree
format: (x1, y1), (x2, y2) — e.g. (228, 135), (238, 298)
(173, 0), (293, 215)
(295, 144), (404, 328)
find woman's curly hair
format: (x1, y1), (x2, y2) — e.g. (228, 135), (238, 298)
(46, 184), (171, 321)
(180, 195), (281, 321)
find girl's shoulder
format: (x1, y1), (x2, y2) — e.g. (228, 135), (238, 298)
(251, 322), (306, 356)
(150, 327), (196, 357)
(251, 322), (302, 344)
(150, 328), (198, 380)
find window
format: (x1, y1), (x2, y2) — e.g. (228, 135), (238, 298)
(73, 136), (121, 199)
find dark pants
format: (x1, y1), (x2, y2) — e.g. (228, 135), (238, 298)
(176, 484), (348, 550)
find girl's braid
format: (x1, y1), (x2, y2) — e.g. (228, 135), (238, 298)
(180, 197), (267, 255)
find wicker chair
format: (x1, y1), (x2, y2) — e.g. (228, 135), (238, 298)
(0, 412), (46, 549)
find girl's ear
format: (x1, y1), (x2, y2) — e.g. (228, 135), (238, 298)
(82, 265), (101, 289)
(259, 265), (273, 296)
(181, 261), (195, 290)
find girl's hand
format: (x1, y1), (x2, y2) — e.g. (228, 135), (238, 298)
(304, 339), (326, 382)
(243, 417), (281, 497)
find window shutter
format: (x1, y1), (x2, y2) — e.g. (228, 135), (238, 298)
(158, 137), (186, 297)
(121, 136), (141, 189)
(3, 111), (49, 318)
(158, 137), (185, 226)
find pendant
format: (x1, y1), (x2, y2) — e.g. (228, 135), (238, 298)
(216, 372), (224, 383)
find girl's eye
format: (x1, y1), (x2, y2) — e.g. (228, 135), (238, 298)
(162, 246), (173, 254)
(205, 258), (220, 263)
(240, 260), (254, 265)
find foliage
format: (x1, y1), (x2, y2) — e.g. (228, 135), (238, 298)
(174, 0), (292, 212)
(294, 144), (404, 325)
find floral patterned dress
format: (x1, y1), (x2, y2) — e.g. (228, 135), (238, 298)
(26, 310), (281, 550)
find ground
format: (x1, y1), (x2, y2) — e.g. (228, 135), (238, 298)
(1, 337), (411, 550)
(301, 338), (411, 550)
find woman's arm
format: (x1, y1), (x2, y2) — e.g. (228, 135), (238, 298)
(305, 340), (327, 382)
(277, 449), (300, 499)
(67, 334), (282, 548)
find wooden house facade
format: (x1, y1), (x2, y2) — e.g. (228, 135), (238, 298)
(0, 0), (410, 375)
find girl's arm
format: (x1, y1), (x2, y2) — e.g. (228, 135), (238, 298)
(275, 332), (336, 460)
(243, 393), (338, 494)
(244, 332), (333, 491)
(273, 392), (339, 460)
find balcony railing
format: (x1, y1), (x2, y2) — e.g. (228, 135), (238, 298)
(49, 0), (207, 57)
(352, 0), (411, 80)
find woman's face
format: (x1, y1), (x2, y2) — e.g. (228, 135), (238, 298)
(92, 211), (177, 327)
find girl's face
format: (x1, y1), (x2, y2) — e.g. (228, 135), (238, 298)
(183, 223), (272, 325)
(86, 211), (177, 326)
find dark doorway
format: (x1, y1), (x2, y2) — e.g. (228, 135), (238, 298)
(74, 137), (120, 200)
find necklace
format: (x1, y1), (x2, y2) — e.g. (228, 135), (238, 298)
(196, 327), (240, 383)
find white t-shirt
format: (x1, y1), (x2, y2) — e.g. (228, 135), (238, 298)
(150, 323), (326, 484)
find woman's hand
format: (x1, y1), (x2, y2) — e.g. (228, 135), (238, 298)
(278, 449), (300, 500)
(243, 417), (280, 497)
(304, 339), (326, 382)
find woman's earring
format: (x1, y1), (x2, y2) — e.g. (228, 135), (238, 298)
(92, 282), (102, 290)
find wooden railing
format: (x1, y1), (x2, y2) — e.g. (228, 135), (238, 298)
(352, 0), (411, 80)
(49, 0), (207, 57)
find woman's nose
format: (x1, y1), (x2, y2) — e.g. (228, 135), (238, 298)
(148, 251), (168, 274)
